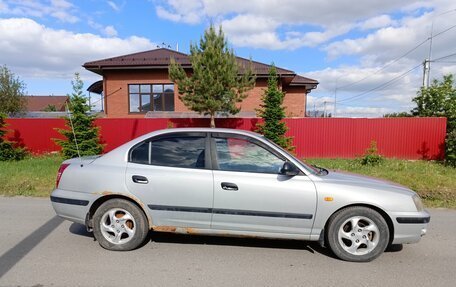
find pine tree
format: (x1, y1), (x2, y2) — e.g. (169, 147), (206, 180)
(256, 65), (294, 151)
(55, 73), (103, 159)
(169, 24), (256, 128)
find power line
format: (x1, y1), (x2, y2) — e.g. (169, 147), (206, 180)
(431, 52), (456, 62)
(433, 61), (456, 64)
(432, 23), (456, 38)
(337, 23), (456, 91)
(337, 63), (422, 103)
(337, 38), (428, 90)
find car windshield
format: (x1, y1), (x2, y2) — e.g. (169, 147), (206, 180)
(261, 137), (321, 175)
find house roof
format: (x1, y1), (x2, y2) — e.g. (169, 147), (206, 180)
(83, 48), (318, 87)
(25, 96), (69, 112)
(87, 80), (103, 94)
(290, 75), (319, 85)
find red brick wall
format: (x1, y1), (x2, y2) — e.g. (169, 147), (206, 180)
(283, 86), (307, 117)
(103, 70), (306, 118)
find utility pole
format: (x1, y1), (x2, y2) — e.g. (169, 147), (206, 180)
(323, 101), (327, 118)
(424, 8), (456, 87)
(422, 59), (430, 87)
(427, 23), (433, 88)
(334, 83), (338, 117)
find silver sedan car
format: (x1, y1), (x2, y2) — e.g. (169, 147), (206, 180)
(51, 128), (430, 262)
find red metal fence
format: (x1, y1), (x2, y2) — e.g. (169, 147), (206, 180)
(5, 117), (447, 159)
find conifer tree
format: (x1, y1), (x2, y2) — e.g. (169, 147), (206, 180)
(256, 65), (294, 151)
(169, 24), (256, 128)
(55, 73), (103, 159)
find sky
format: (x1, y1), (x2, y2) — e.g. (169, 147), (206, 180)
(0, 0), (456, 117)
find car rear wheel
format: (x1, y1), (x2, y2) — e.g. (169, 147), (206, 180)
(326, 206), (389, 262)
(93, 199), (149, 251)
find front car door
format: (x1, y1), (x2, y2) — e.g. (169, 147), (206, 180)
(125, 132), (213, 229)
(210, 132), (317, 236)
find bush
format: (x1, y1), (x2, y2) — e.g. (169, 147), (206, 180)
(359, 141), (384, 166)
(0, 142), (27, 161)
(446, 129), (456, 167)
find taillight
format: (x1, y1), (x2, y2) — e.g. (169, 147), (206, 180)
(56, 163), (70, 188)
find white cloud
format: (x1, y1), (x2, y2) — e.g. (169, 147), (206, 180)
(358, 15), (396, 30)
(221, 14), (353, 49)
(337, 106), (392, 117)
(156, 0), (204, 24)
(154, 0), (434, 50)
(51, 0), (72, 9)
(107, 1), (120, 11)
(107, 1), (126, 12)
(0, 0), (79, 23)
(0, 18), (156, 79)
(88, 20), (118, 37)
(103, 25), (118, 37)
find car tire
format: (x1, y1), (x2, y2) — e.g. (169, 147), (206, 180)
(93, 199), (149, 251)
(326, 206), (389, 262)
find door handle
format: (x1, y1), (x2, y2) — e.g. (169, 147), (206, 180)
(221, 182), (238, 191)
(132, 175), (148, 184)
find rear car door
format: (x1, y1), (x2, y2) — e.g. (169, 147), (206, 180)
(210, 133), (317, 235)
(125, 132), (213, 229)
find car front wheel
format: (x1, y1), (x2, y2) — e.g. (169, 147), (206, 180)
(326, 206), (390, 262)
(93, 199), (149, 251)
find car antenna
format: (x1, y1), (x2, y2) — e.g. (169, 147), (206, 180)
(65, 101), (82, 164)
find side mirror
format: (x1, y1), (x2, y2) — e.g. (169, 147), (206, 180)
(280, 161), (300, 176)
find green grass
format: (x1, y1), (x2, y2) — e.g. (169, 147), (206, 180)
(306, 158), (456, 209)
(0, 154), (62, 197)
(1, 155), (455, 208)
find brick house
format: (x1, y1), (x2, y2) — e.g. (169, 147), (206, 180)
(83, 48), (318, 118)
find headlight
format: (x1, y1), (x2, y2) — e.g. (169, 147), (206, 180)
(413, 195), (424, 211)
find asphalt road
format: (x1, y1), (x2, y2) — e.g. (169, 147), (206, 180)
(0, 197), (455, 287)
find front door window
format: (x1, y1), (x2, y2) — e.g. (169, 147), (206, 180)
(214, 137), (284, 174)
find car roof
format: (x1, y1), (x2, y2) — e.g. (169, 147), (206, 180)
(141, 127), (262, 140)
(99, 128), (266, 163)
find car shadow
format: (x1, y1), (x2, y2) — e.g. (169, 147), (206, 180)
(68, 223), (402, 259)
(148, 230), (336, 258)
(385, 244), (403, 252)
(69, 223), (94, 238)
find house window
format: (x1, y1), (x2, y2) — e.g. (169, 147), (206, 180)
(129, 84), (175, 113)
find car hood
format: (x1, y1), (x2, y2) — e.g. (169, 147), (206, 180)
(319, 170), (415, 196)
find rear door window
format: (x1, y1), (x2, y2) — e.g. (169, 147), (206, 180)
(150, 136), (206, 169)
(129, 134), (207, 169)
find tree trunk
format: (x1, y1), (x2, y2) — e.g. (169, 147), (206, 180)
(210, 114), (216, 128)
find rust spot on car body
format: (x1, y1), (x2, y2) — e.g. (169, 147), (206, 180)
(185, 227), (198, 234)
(152, 226), (201, 235)
(153, 226), (177, 232)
